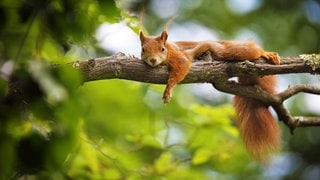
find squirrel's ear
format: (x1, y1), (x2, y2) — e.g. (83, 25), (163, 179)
(160, 31), (168, 42)
(139, 31), (145, 43)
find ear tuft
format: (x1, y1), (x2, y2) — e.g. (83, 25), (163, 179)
(139, 31), (145, 43)
(160, 31), (168, 42)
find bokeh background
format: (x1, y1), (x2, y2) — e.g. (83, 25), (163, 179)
(0, 0), (319, 179)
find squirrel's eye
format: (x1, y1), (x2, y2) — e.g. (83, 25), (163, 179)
(142, 47), (145, 52)
(161, 47), (166, 52)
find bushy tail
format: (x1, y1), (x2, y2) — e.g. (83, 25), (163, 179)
(233, 75), (280, 161)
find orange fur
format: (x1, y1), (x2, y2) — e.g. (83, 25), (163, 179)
(185, 40), (280, 64)
(233, 75), (280, 161)
(140, 31), (191, 103)
(139, 28), (281, 161)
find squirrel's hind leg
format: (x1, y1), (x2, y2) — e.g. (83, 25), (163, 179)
(261, 52), (280, 65)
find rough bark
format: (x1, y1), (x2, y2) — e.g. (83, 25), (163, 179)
(72, 53), (320, 83)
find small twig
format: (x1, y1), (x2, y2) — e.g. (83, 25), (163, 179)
(271, 102), (297, 133)
(292, 116), (320, 127)
(278, 85), (320, 101)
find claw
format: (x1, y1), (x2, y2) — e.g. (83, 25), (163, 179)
(129, 54), (138, 60)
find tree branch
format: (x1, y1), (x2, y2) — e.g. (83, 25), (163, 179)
(70, 52), (320, 132)
(72, 53), (320, 83)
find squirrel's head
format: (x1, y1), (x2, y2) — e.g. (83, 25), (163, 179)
(139, 31), (168, 67)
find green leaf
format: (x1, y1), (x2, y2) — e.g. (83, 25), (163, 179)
(154, 152), (174, 174)
(192, 148), (212, 165)
(142, 135), (163, 149)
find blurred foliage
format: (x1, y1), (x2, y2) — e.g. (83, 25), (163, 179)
(0, 0), (320, 179)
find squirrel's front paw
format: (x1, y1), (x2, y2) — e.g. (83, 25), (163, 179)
(162, 90), (172, 104)
(129, 54), (138, 60)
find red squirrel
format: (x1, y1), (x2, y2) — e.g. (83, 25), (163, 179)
(139, 24), (280, 161)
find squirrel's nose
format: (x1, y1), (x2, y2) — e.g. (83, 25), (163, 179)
(150, 58), (156, 65)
